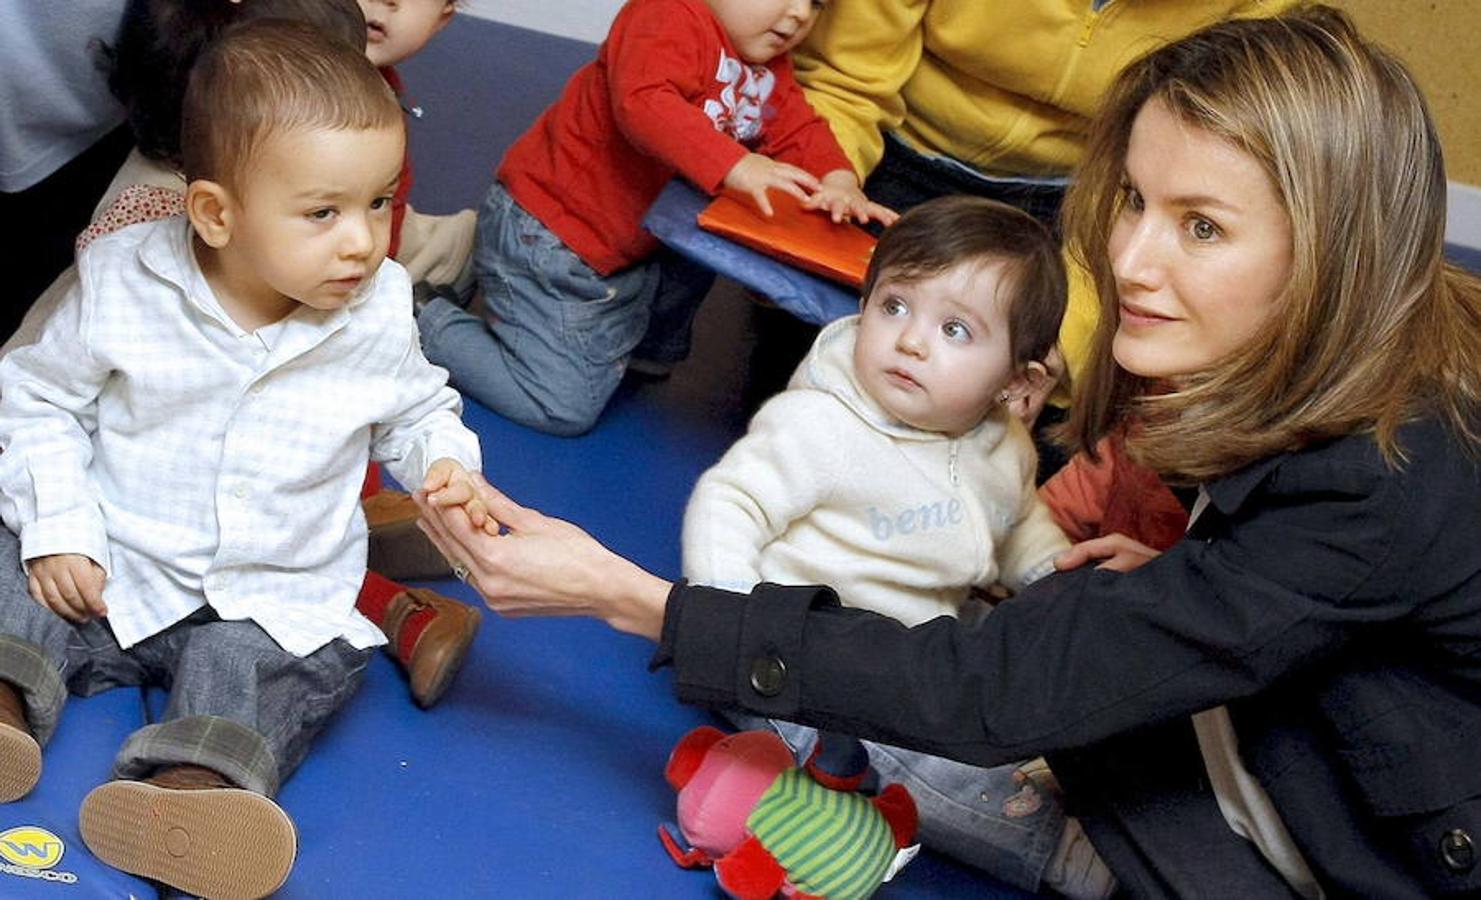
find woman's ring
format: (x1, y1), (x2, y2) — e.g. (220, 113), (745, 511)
(452, 562), (470, 582)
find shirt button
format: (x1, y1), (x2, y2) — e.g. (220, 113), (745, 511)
(233, 484), (251, 500)
(749, 655), (786, 698)
(1440, 828), (1475, 873)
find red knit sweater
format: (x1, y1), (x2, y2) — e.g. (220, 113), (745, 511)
(1038, 432), (1190, 551)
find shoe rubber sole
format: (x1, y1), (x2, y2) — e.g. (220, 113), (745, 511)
(0, 722), (41, 802)
(79, 780), (296, 899)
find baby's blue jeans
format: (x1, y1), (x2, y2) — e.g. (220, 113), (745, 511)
(417, 181), (711, 436)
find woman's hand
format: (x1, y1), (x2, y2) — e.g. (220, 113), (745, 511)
(414, 473), (672, 640)
(1054, 533), (1161, 574)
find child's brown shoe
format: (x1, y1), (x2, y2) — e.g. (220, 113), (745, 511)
(363, 489), (455, 580)
(0, 680), (41, 802)
(79, 765), (296, 900)
(383, 588), (482, 708)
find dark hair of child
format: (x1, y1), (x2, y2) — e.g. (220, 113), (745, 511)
(861, 195), (1068, 369)
(102, 0), (367, 168)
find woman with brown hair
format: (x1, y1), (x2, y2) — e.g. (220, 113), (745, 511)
(419, 7), (1480, 895)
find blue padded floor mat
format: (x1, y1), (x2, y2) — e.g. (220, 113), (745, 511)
(0, 688), (155, 897)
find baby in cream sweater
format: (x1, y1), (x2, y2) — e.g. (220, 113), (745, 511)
(682, 195), (1079, 892)
(684, 195), (1069, 626)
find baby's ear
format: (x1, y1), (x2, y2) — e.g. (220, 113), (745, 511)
(1007, 359), (1054, 400)
(1003, 359), (1059, 426)
(185, 180), (234, 249)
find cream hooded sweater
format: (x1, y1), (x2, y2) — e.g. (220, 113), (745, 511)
(683, 316), (1068, 627)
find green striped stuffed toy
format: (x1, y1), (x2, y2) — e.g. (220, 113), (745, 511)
(659, 726), (918, 899)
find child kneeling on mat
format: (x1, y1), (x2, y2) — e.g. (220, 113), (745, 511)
(0, 20), (481, 899)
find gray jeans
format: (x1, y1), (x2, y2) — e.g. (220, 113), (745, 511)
(416, 181), (712, 436)
(0, 527), (369, 796)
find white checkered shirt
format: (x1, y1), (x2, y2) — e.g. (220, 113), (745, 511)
(0, 217), (481, 656)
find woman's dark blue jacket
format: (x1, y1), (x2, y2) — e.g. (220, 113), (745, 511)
(655, 416), (1480, 897)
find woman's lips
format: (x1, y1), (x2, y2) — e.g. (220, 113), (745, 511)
(1118, 302), (1175, 326)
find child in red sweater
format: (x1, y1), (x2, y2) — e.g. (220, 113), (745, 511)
(416, 0), (895, 436)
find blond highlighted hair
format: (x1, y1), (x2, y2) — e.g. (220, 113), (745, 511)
(180, 18), (402, 189)
(1061, 5), (1480, 480)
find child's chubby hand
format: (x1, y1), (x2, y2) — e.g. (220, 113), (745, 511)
(722, 153), (822, 217)
(27, 553), (107, 623)
(803, 169), (898, 226)
(421, 458), (490, 529)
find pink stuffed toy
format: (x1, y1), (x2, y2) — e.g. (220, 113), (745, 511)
(659, 726), (918, 900)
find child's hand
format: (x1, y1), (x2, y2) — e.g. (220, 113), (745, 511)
(27, 554), (107, 623)
(722, 153), (821, 217)
(803, 169), (898, 226)
(1054, 534), (1161, 574)
(422, 458), (489, 529)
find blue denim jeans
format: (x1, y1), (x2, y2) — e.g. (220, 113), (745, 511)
(0, 527), (369, 796)
(416, 182), (712, 436)
(726, 712), (1066, 894)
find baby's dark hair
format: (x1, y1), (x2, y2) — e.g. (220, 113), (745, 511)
(104, 0), (367, 169)
(181, 18), (401, 189)
(861, 196), (1067, 368)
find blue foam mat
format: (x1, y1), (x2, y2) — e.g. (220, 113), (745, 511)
(1446, 241), (1481, 273)
(0, 689), (156, 898)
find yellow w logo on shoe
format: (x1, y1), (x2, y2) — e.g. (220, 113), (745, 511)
(0, 826), (65, 868)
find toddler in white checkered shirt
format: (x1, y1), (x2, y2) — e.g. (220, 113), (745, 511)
(0, 20), (489, 899)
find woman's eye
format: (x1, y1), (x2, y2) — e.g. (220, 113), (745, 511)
(1188, 217), (1220, 241)
(942, 320), (971, 342)
(371, 196), (392, 211)
(308, 208), (335, 221)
